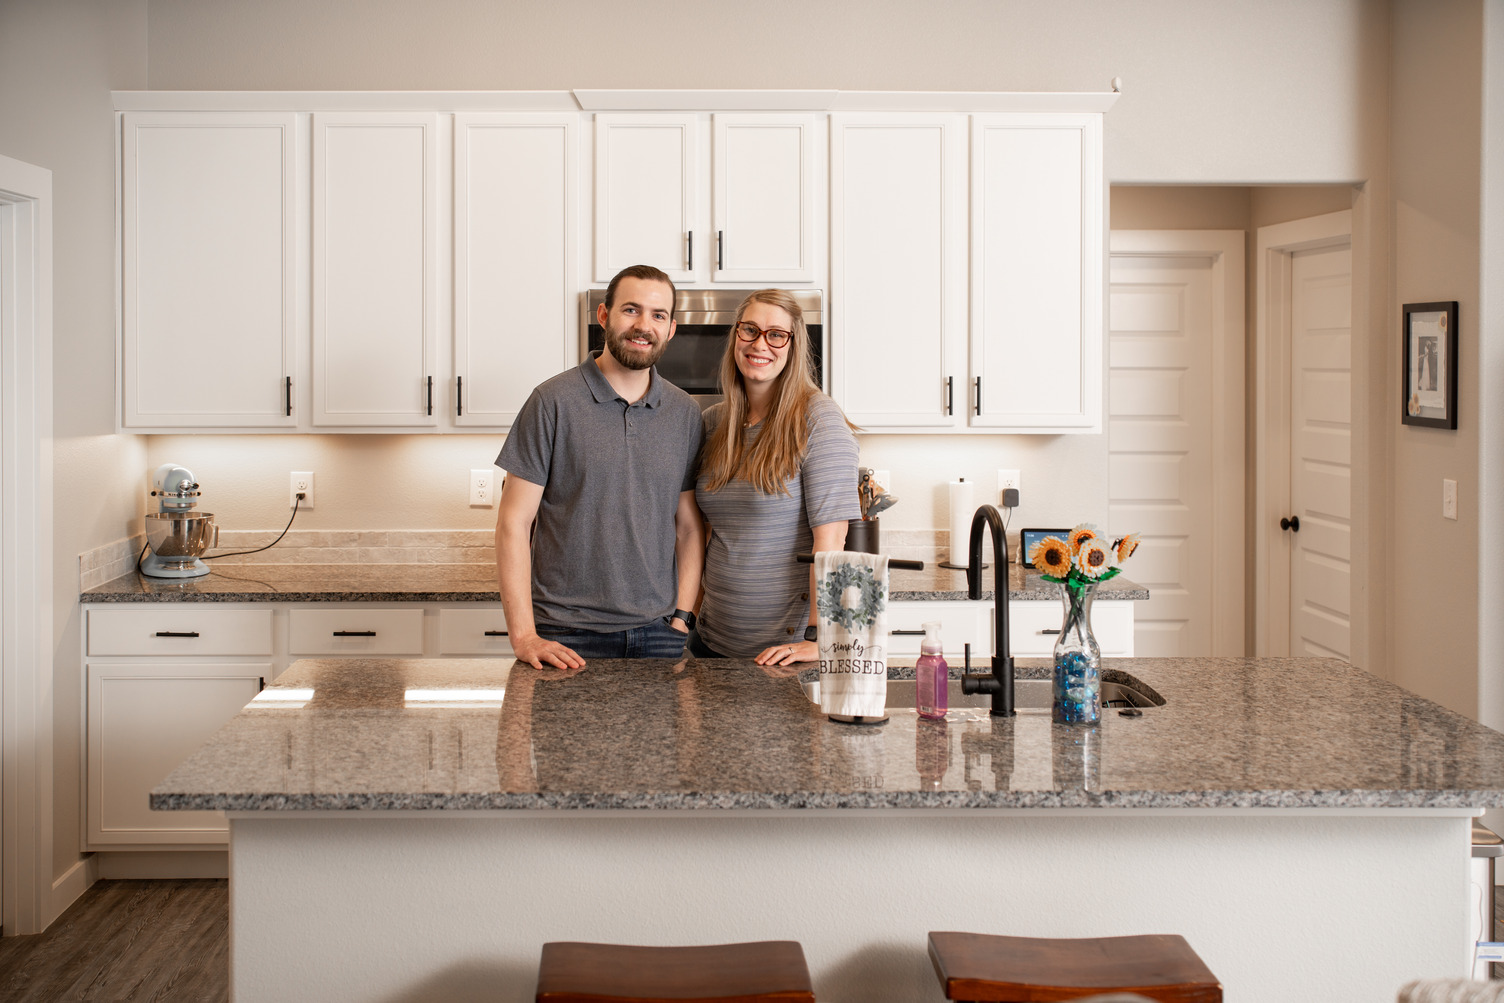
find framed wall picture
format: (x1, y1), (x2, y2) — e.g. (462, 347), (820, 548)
(1402, 301), (1459, 429)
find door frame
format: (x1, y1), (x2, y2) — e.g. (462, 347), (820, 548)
(1253, 210), (1352, 656)
(1108, 230), (1246, 655)
(0, 153), (55, 935)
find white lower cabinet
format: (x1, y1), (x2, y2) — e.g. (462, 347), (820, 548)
(288, 607), (425, 655)
(887, 598), (1136, 660)
(86, 661), (266, 846)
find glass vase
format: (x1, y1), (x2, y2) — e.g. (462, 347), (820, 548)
(1052, 581), (1101, 724)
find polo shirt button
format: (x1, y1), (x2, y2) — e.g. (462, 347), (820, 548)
(800, 592), (808, 600)
(786, 627), (795, 635)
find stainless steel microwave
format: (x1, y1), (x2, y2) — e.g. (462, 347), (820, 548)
(581, 289), (824, 403)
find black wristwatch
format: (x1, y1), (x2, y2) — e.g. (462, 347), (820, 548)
(804, 625), (818, 642)
(672, 609), (696, 630)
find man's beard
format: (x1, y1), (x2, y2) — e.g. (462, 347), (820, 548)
(603, 321), (671, 371)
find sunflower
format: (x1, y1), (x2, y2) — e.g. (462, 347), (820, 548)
(1067, 524), (1100, 554)
(1114, 533), (1141, 563)
(1030, 536), (1072, 578)
(1074, 539), (1115, 579)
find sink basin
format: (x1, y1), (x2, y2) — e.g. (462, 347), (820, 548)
(802, 675), (1164, 712)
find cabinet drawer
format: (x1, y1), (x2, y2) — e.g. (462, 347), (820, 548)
(437, 607), (513, 655)
(88, 607), (273, 656)
(1008, 599), (1135, 657)
(884, 601), (992, 657)
(288, 608), (424, 655)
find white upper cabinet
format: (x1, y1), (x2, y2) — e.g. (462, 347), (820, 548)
(454, 114), (578, 428)
(312, 112), (438, 427)
(594, 114), (697, 283)
(970, 113), (1104, 432)
(712, 114), (817, 283)
(593, 112), (819, 285)
(830, 114), (968, 429)
(121, 112), (297, 429)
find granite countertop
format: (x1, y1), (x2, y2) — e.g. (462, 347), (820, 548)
(81, 561), (1148, 603)
(152, 654), (1504, 813)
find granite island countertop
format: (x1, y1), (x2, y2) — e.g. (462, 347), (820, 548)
(152, 654), (1504, 813)
(82, 561), (1148, 603)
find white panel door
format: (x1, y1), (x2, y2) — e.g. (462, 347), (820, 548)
(1107, 256), (1214, 656)
(87, 663), (265, 845)
(970, 113), (1103, 432)
(1287, 244), (1352, 659)
(122, 112), (297, 428)
(454, 114), (576, 428)
(712, 114), (816, 283)
(830, 114), (965, 429)
(594, 114), (697, 283)
(312, 113), (437, 427)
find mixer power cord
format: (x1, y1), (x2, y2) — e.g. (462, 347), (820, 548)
(136, 494), (305, 574)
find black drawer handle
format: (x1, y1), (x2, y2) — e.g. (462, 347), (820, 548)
(332, 630), (376, 637)
(1040, 628), (1060, 635)
(890, 629), (926, 636)
(155, 630), (200, 638)
(484, 630), (509, 637)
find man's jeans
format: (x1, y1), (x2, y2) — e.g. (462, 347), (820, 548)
(536, 617), (688, 659)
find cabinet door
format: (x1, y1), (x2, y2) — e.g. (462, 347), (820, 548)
(312, 113), (438, 426)
(830, 115), (967, 429)
(970, 113), (1104, 432)
(593, 114), (697, 283)
(87, 662), (266, 846)
(121, 112), (297, 429)
(712, 114), (817, 283)
(454, 114), (577, 428)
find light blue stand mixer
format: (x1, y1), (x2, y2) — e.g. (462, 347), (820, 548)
(141, 463), (218, 578)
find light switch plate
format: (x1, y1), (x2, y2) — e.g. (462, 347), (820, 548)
(1444, 478), (1458, 520)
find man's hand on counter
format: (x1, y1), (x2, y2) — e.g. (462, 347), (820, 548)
(511, 632), (585, 671)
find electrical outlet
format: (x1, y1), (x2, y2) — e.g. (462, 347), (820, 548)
(290, 471), (314, 510)
(1444, 478), (1458, 520)
(470, 468), (496, 508)
(998, 469), (1021, 498)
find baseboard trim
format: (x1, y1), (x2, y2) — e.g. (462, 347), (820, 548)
(46, 856), (98, 928)
(95, 850), (228, 880)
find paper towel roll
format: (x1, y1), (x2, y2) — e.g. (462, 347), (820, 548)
(947, 479), (974, 566)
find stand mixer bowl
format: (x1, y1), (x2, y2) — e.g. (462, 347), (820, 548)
(143, 511), (218, 576)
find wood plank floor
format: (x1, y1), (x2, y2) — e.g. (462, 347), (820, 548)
(0, 876), (1500, 999)
(0, 880), (227, 1002)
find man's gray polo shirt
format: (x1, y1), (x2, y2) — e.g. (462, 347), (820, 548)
(497, 353), (703, 632)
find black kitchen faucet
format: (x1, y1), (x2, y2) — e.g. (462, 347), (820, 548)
(961, 504), (1016, 716)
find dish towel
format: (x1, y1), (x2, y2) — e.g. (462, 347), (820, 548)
(814, 550), (890, 719)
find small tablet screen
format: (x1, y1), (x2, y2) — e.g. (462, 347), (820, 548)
(1020, 528), (1069, 568)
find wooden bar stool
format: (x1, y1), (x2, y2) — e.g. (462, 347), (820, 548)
(928, 931), (1222, 1002)
(536, 940), (816, 1002)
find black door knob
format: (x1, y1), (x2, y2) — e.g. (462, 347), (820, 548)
(1280, 515), (1301, 532)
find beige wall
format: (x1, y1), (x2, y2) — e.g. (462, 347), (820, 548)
(1388, 0), (1483, 716)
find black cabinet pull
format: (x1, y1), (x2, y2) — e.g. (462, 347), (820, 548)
(890, 629), (926, 636)
(456, 376), (463, 417)
(332, 630), (376, 637)
(974, 376), (982, 416)
(717, 230), (724, 270)
(285, 376), (292, 417)
(1280, 515), (1301, 533)
(426, 376), (433, 416)
(155, 630), (200, 638)
(1040, 628), (1061, 635)
(687, 230), (693, 270)
(484, 630), (509, 637)
(258, 677), (266, 692)
(946, 376), (954, 415)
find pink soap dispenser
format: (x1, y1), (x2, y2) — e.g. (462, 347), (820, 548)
(916, 621), (949, 720)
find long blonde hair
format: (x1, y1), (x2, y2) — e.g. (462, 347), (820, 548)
(700, 290), (853, 496)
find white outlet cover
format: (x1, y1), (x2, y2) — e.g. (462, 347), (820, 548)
(997, 469), (1021, 493)
(290, 471), (314, 509)
(470, 469), (496, 508)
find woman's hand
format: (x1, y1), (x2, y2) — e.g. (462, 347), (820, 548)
(754, 639), (817, 674)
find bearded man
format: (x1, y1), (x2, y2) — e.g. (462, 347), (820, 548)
(495, 265), (705, 669)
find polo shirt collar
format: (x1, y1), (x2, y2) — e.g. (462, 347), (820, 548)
(582, 351), (664, 408)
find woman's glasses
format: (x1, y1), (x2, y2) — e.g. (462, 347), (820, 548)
(734, 322), (792, 349)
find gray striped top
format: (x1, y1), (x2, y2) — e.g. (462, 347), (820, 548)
(695, 394), (861, 657)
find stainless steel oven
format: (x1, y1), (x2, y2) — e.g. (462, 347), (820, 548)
(581, 289), (824, 405)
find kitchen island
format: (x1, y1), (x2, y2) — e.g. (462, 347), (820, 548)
(153, 653), (1504, 1002)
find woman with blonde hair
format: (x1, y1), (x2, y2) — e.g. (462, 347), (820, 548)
(690, 289), (860, 667)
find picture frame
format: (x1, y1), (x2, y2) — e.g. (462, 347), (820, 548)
(1402, 301), (1458, 429)
(1020, 528), (1069, 568)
